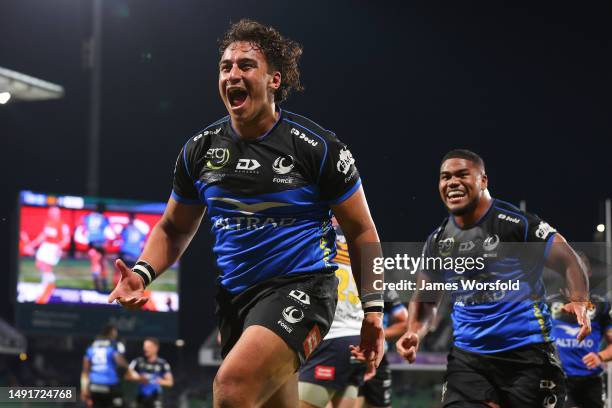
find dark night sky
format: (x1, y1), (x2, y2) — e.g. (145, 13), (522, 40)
(1, 1), (610, 344)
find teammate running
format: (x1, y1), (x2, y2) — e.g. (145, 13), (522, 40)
(395, 149), (591, 408)
(126, 337), (174, 408)
(298, 220), (367, 408)
(109, 19), (384, 408)
(548, 253), (612, 408)
(24, 205), (70, 286)
(81, 324), (127, 408)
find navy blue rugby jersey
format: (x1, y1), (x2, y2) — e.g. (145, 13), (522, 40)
(548, 293), (612, 377)
(172, 110), (361, 293)
(422, 199), (558, 353)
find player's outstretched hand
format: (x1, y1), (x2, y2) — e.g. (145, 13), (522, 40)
(350, 313), (384, 370)
(582, 352), (603, 370)
(108, 259), (148, 310)
(396, 331), (419, 363)
(562, 302), (592, 342)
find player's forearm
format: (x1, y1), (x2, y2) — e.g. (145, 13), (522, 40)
(345, 226), (381, 297)
(548, 236), (589, 301)
(408, 301), (436, 340)
(137, 218), (196, 277)
(158, 376), (174, 387)
(598, 343), (612, 362)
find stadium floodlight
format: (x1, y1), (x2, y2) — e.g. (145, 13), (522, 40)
(0, 92), (10, 104)
(0, 66), (64, 102)
(597, 224), (605, 232)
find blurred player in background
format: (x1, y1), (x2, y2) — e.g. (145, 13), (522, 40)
(82, 203), (114, 292)
(109, 19), (384, 408)
(117, 212), (147, 285)
(24, 205), (70, 287)
(81, 324), (127, 408)
(299, 220), (367, 408)
(548, 253), (612, 408)
(356, 289), (407, 408)
(396, 149), (591, 408)
(126, 337), (174, 408)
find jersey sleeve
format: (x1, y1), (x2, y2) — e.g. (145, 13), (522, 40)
(171, 144), (201, 204)
(128, 359), (138, 371)
(525, 212), (557, 243)
(163, 361), (172, 374)
(318, 135), (361, 204)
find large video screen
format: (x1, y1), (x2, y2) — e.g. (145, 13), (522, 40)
(17, 191), (178, 312)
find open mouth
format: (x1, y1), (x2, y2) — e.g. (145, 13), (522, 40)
(227, 88), (248, 109)
(446, 190), (466, 204)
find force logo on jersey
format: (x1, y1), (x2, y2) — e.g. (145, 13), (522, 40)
(272, 155), (294, 175)
(336, 147), (355, 175)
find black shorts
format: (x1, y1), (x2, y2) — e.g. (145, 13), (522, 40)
(442, 343), (566, 408)
(89, 383), (123, 408)
(89, 242), (106, 255)
(299, 335), (366, 391)
(216, 271), (338, 365)
(137, 392), (163, 408)
(359, 354), (392, 407)
(565, 375), (604, 408)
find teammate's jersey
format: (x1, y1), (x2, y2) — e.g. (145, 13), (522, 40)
(324, 226), (363, 340)
(129, 356), (171, 397)
(83, 213), (110, 245)
(42, 220), (69, 245)
(549, 293), (612, 377)
(120, 224), (146, 258)
(422, 199), (558, 353)
(172, 110), (361, 293)
(85, 339), (125, 385)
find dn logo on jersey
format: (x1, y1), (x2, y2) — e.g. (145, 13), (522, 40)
(236, 159), (261, 171)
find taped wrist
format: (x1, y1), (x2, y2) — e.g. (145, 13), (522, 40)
(132, 260), (156, 287)
(361, 292), (384, 314)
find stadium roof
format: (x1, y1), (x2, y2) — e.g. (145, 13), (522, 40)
(0, 66), (64, 103)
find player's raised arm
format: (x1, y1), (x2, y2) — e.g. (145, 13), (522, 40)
(331, 185), (385, 369)
(545, 233), (591, 341)
(108, 197), (205, 309)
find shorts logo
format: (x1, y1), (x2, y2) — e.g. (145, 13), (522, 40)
(458, 241), (475, 252)
(539, 380), (556, 390)
(205, 148), (230, 169)
(483, 235), (500, 251)
(282, 306), (304, 324)
(236, 159), (261, 171)
(535, 221), (556, 240)
(336, 147), (355, 175)
(303, 324), (322, 359)
(314, 365), (335, 380)
(441, 381), (447, 402)
(272, 155), (294, 175)
(542, 395), (557, 408)
(288, 290), (310, 305)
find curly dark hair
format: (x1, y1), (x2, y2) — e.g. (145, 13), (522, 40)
(219, 19), (304, 104)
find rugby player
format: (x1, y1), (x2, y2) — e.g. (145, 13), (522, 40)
(82, 203), (114, 292)
(126, 337), (174, 408)
(395, 149), (591, 408)
(109, 19), (384, 408)
(548, 253), (612, 408)
(81, 324), (127, 408)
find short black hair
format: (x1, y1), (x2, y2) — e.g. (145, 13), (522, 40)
(441, 149), (485, 171)
(100, 324), (116, 338)
(219, 19), (304, 103)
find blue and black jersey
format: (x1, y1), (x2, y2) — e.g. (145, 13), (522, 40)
(120, 223), (146, 258)
(85, 339), (125, 386)
(129, 356), (171, 397)
(422, 199), (558, 353)
(83, 213), (110, 245)
(172, 110), (361, 293)
(548, 293), (612, 377)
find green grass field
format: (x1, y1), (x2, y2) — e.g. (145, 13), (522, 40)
(19, 257), (178, 292)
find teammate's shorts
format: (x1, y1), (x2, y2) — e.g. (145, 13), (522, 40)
(216, 271), (338, 365)
(35, 242), (61, 266)
(442, 342), (566, 408)
(359, 354), (392, 407)
(565, 375), (604, 408)
(89, 383), (123, 408)
(299, 335), (366, 390)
